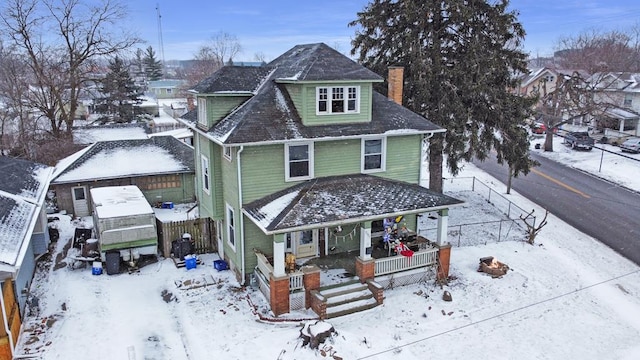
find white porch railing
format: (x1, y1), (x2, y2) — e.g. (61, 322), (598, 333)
(255, 252), (304, 291)
(289, 271), (304, 291)
(256, 252), (273, 278)
(374, 248), (438, 276)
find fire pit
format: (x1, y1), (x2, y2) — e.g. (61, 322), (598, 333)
(478, 256), (509, 277)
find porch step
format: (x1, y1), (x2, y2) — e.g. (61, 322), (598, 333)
(318, 281), (379, 319)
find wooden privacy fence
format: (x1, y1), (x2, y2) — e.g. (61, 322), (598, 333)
(156, 218), (216, 258)
(0, 281), (20, 360)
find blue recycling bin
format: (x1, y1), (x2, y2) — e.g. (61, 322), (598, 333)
(185, 256), (197, 270)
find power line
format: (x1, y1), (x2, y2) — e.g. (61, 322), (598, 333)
(357, 269), (640, 359)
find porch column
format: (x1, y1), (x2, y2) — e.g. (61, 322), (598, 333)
(272, 234), (286, 277)
(359, 221), (372, 260)
(619, 119), (625, 133)
(436, 209), (449, 246)
(270, 233), (289, 316)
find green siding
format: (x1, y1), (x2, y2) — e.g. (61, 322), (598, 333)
(239, 135), (423, 204)
(243, 219), (271, 272)
(314, 139), (360, 177)
(140, 173), (196, 205)
(301, 83), (372, 126)
(199, 95), (249, 128)
(239, 144), (287, 203)
(285, 84), (304, 117)
(194, 135), (214, 218)
(381, 135), (422, 184)
(210, 96), (248, 123)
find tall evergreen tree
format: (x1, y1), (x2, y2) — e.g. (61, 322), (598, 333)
(350, 0), (535, 192)
(100, 56), (141, 122)
(144, 46), (163, 81)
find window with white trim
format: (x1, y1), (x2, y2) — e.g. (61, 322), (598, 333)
(362, 138), (386, 173)
(624, 94), (633, 107)
(316, 86), (359, 114)
(197, 98), (207, 126)
(226, 204), (236, 249)
(223, 146), (232, 161)
(201, 155), (210, 194)
(285, 142), (314, 181)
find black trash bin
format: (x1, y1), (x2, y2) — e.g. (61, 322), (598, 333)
(105, 251), (121, 275)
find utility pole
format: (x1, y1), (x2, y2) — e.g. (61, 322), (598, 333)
(156, 3), (166, 76)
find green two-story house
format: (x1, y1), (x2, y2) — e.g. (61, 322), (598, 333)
(180, 43), (463, 316)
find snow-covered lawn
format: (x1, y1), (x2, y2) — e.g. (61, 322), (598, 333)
(14, 158), (640, 360)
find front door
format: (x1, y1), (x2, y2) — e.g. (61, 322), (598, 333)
(292, 229), (317, 258)
(71, 186), (90, 217)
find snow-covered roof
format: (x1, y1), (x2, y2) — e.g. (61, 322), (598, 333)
(148, 127), (193, 140)
(0, 157), (53, 268)
(90, 185), (153, 219)
(604, 107), (640, 120)
(52, 136), (194, 184)
(243, 174), (464, 234)
(73, 123), (150, 145)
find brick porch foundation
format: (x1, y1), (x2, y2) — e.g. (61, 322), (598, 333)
(302, 265), (320, 309)
(355, 256), (375, 282)
(269, 275), (290, 316)
(437, 244), (452, 281)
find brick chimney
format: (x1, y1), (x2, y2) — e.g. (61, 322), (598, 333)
(388, 66), (404, 105)
(187, 95), (195, 112)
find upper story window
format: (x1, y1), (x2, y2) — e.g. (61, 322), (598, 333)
(624, 94), (633, 107)
(201, 155), (210, 194)
(317, 86), (360, 115)
(197, 98), (207, 126)
(361, 137), (386, 173)
(543, 75), (554, 83)
(285, 142), (314, 181)
(223, 146), (232, 162)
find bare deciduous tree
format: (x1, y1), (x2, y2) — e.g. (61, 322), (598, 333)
(555, 28), (640, 73)
(0, 0), (140, 141)
(520, 209), (548, 245)
(182, 31), (242, 89)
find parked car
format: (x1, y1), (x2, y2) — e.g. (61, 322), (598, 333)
(531, 122), (546, 134)
(564, 131), (594, 151)
(620, 137), (640, 153)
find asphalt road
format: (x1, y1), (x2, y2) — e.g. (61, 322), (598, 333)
(473, 150), (640, 266)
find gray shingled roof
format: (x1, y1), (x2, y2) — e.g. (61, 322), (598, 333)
(270, 43), (383, 81)
(243, 174), (464, 234)
(180, 43), (443, 145)
(53, 136), (194, 184)
(0, 157), (52, 266)
(191, 66), (274, 94)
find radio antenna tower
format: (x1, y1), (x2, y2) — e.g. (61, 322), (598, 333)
(156, 4), (166, 74)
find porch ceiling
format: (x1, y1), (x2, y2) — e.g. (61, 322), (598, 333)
(242, 174), (464, 235)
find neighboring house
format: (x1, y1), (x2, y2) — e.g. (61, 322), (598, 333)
(72, 123), (150, 145)
(179, 43), (463, 317)
(589, 72), (640, 137)
(0, 156), (53, 358)
(147, 79), (186, 99)
(50, 136), (195, 217)
(149, 127), (194, 147)
(515, 67), (560, 98)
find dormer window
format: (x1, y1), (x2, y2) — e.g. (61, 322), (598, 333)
(197, 98), (207, 126)
(317, 86), (360, 115)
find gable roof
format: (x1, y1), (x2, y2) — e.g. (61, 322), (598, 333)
(181, 42), (443, 145)
(0, 157), (53, 268)
(52, 136), (194, 184)
(243, 174), (464, 234)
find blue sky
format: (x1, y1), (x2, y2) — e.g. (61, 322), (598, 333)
(126, 1), (640, 61)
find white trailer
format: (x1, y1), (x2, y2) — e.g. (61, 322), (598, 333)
(90, 186), (158, 266)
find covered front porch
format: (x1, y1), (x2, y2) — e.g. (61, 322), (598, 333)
(242, 174), (463, 317)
